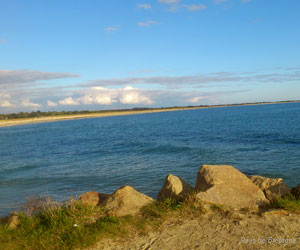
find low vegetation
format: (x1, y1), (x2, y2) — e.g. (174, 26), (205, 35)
(0, 109), (151, 120)
(271, 194), (300, 212)
(2, 192), (300, 250)
(0, 195), (204, 250)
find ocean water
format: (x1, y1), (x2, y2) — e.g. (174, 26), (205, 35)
(0, 103), (300, 216)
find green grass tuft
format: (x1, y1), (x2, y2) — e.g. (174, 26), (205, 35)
(0, 195), (204, 250)
(271, 194), (300, 212)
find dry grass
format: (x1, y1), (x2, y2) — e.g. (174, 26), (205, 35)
(3, 192), (298, 250)
(0, 194), (205, 250)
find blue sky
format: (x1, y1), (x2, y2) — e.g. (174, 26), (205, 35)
(0, 0), (299, 113)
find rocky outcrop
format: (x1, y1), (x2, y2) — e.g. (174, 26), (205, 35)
(80, 191), (110, 206)
(291, 185), (300, 199)
(157, 174), (194, 201)
(102, 186), (154, 216)
(195, 165), (268, 209)
(248, 175), (289, 200)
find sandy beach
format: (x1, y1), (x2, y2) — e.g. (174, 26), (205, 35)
(0, 107), (204, 128)
(0, 101), (299, 128)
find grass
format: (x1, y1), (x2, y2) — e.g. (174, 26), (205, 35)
(271, 194), (300, 212)
(4, 192), (299, 249)
(0, 195), (204, 250)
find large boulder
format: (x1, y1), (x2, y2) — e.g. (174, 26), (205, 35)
(102, 186), (154, 216)
(157, 174), (194, 201)
(195, 165), (268, 209)
(248, 176), (289, 200)
(80, 191), (109, 206)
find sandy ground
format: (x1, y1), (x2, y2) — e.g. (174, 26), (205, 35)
(1, 101), (299, 128)
(91, 209), (300, 250)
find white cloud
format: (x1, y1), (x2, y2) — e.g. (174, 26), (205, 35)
(79, 87), (116, 105)
(58, 97), (80, 105)
(158, 0), (179, 3)
(21, 99), (41, 108)
(137, 20), (159, 27)
(105, 27), (119, 32)
(187, 96), (206, 103)
(120, 91), (153, 105)
(120, 86), (153, 104)
(138, 3), (152, 9)
(183, 4), (206, 11)
(0, 100), (12, 107)
(93, 95), (114, 105)
(47, 100), (57, 107)
(123, 86), (135, 91)
(61, 86), (154, 107)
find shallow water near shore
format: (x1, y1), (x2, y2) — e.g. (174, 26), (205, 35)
(0, 102), (300, 216)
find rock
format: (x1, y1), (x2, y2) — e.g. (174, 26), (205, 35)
(195, 165), (268, 209)
(6, 212), (20, 229)
(102, 186), (154, 216)
(263, 209), (289, 217)
(248, 175), (289, 200)
(80, 191), (109, 206)
(291, 185), (300, 199)
(157, 174), (194, 201)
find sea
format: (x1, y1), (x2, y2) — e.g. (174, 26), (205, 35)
(0, 102), (300, 217)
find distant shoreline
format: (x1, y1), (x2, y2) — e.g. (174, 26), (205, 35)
(0, 100), (299, 128)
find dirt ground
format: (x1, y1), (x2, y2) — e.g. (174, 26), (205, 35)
(90, 208), (300, 250)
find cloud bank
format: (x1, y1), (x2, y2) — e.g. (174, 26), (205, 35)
(58, 86), (154, 106)
(1, 67), (299, 112)
(80, 70), (300, 88)
(0, 70), (80, 87)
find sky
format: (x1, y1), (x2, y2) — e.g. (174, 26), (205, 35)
(0, 0), (300, 113)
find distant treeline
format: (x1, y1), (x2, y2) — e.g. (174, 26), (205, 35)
(0, 108), (152, 120)
(0, 100), (298, 120)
